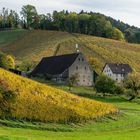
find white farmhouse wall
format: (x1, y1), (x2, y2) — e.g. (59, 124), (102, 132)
(103, 65), (125, 83)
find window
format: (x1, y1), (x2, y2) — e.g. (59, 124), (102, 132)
(76, 66), (78, 70)
(78, 58), (80, 61)
(85, 66), (87, 70)
(82, 58), (84, 61)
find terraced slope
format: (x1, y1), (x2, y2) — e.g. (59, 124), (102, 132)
(0, 68), (117, 123)
(0, 30), (140, 73)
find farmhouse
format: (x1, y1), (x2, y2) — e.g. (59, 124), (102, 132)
(103, 63), (132, 82)
(31, 53), (96, 86)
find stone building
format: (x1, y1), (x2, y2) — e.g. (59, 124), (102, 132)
(31, 53), (95, 86)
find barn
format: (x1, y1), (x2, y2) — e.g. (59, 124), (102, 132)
(30, 53), (96, 86)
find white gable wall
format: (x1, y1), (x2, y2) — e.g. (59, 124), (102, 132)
(103, 64), (125, 83)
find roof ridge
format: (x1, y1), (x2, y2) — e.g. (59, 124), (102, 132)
(43, 53), (80, 59)
(106, 63), (132, 74)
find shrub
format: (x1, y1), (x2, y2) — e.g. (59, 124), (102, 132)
(123, 73), (140, 101)
(95, 75), (117, 96)
(114, 85), (124, 95)
(17, 61), (37, 72)
(0, 53), (15, 69)
(112, 27), (125, 41)
(67, 74), (79, 91)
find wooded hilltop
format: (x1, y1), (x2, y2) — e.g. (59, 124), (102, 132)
(0, 5), (140, 43)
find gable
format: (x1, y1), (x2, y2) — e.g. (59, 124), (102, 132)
(103, 65), (113, 74)
(69, 53), (93, 71)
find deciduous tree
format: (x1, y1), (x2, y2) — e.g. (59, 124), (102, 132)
(123, 73), (140, 101)
(20, 5), (38, 29)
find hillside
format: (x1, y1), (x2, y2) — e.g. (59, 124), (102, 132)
(0, 29), (28, 48)
(0, 30), (140, 73)
(0, 68), (117, 123)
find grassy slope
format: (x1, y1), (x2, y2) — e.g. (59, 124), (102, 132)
(0, 68), (117, 123)
(0, 96), (140, 140)
(0, 29), (140, 139)
(0, 30), (140, 73)
(0, 29), (28, 48)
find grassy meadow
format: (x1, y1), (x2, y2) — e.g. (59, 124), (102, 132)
(0, 96), (140, 140)
(0, 30), (140, 73)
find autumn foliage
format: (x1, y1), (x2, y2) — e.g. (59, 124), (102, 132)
(1, 30), (140, 75)
(0, 68), (118, 123)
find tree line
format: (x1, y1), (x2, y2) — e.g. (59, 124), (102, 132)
(0, 5), (140, 43)
(95, 73), (140, 101)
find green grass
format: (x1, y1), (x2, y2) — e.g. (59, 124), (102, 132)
(0, 29), (28, 49)
(32, 77), (95, 95)
(0, 96), (140, 140)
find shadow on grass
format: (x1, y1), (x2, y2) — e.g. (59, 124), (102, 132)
(0, 136), (9, 140)
(120, 108), (140, 112)
(73, 93), (127, 104)
(0, 136), (27, 140)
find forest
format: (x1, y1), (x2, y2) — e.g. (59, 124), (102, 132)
(0, 4), (140, 43)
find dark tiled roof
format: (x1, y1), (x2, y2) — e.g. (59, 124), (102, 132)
(107, 63), (132, 74)
(31, 53), (80, 75)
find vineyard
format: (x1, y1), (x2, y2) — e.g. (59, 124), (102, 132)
(0, 30), (140, 139)
(0, 30), (140, 73)
(0, 68), (117, 123)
